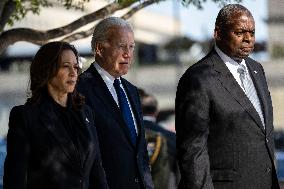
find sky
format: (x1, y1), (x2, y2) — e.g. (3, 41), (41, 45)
(145, 0), (267, 41)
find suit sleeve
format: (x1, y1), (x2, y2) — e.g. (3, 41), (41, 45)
(4, 106), (30, 189)
(135, 88), (154, 189)
(175, 71), (214, 189)
(88, 110), (109, 189)
(259, 63), (275, 157)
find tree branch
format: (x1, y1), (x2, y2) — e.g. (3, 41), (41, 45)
(0, 0), (16, 31)
(0, 0), (137, 55)
(0, 0), (7, 20)
(0, 0), (8, 20)
(121, 0), (156, 20)
(62, 0), (156, 43)
(62, 25), (94, 43)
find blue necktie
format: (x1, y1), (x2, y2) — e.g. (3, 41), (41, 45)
(113, 79), (137, 145)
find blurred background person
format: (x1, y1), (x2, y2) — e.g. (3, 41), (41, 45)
(4, 41), (108, 189)
(139, 89), (179, 189)
(144, 120), (169, 189)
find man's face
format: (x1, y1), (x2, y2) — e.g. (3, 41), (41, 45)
(215, 12), (255, 62)
(96, 26), (135, 78)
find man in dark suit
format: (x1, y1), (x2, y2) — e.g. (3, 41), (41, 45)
(176, 4), (280, 189)
(77, 17), (153, 189)
(139, 90), (179, 189)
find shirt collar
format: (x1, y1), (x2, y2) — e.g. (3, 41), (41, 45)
(215, 44), (243, 66)
(215, 44), (247, 71)
(93, 62), (121, 86)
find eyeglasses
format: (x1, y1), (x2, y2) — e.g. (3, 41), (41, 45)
(116, 43), (135, 53)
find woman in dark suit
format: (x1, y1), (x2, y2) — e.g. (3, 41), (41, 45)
(3, 41), (108, 189)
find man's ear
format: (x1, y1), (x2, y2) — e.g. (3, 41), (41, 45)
(214, 26), (221, 41)
(95, 43), (103, 56)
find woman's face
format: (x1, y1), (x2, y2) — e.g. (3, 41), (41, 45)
(48, 49), (79, 96)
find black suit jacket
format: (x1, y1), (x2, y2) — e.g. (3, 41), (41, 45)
(77, 64), (153, 189)
(4, 96), (108, 189)
(176, 49), (279, 189)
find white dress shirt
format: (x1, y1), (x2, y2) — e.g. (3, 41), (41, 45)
(215, 45), (265, 127)
(215, 45), (248, 92)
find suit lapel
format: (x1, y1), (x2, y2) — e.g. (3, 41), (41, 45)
(89, 65), (137, 148)
(245, 59), (272, 134)
(79, 108), (95, 169)
(211, 51), (265, 133)
(89, 65), (123, 120)
(39, 99), (81, 170)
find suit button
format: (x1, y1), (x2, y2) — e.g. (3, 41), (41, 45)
(266, 167), (271, 173)
(134, 178), (139, 183)
(266, 138), (269, 143)
(79, 179), (82, 183)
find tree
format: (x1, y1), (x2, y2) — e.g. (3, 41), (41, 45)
(0, 0), (241, 55)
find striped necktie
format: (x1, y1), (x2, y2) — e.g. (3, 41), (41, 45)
(237, 64), (265, 127)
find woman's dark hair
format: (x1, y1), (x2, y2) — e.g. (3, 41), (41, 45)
(28, 41), (85, 110)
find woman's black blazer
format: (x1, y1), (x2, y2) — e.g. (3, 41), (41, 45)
(3, 97), (108, 189)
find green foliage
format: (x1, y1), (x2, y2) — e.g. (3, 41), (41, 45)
(8, 0), (50, 25)
(181, 0), (242, 9)
(59, 0), (90, 10)
(7, 0), (90, 26)
(117, 0), (137, 6)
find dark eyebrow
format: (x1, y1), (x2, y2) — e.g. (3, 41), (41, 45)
(234, 28), (255, 32)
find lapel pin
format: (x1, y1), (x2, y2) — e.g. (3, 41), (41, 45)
(86, 117), (89, 123)
(254, 71), (257, 74)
